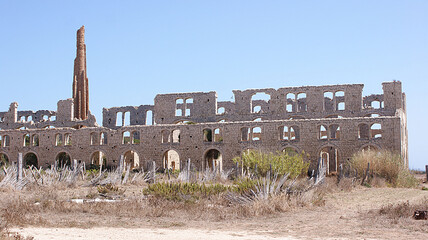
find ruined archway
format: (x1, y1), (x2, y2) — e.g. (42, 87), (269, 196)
(123, 150), (140, 169)
(56, 152), (71, 168)
(24, 152), (38, 168)
(163, 149), (180, 171)
(204, 149), (222, 171)
(282, 146), (299, 156)
(319, 146), (339, 175)
(90, 151), (107, 168)
(0, 153), (9, 167)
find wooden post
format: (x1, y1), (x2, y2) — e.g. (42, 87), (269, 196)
(73, 159), (78, 172)
(425, 165), (428, 182)
(361, 162), (370, 185)
(17, 153), (23, 182)
(187, 158), (191, 181)
(152, 161), (156, 183)
(119, 155), (124, 174)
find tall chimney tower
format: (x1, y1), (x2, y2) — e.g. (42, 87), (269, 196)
(72, 26), (89, 120)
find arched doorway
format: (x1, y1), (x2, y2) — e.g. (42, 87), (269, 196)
(204, 149), (222, 171)
(319, 146), (339, 175)
(123, 150), (139, 169)
(24, 152), (38, 168)
(0, 153), (9, 167)
(361, 145), (379, 152)
(91, 151), (107, 168)
(283, 147), (298, 156)
(56, 152), (71, 168)
(163, 149), (180, 171)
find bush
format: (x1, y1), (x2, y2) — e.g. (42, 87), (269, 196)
(143, 182), (230, 201)
(232, 150), (309, 178)
(349, 150), (417, 187)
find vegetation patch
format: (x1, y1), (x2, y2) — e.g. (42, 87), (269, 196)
(349, 150), (417, 188)
(232, 150), (309, 178)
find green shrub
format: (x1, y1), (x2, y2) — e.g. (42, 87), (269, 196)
(232, 150), (309, 178)
(143, 182), (230, 201)
(349, 150), (417, 188)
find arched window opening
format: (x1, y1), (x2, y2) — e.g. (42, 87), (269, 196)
(50, 116), (56, 121)
(282, 126), (289, 140)
(252, 127), (262, 141)
(240, 127), (250, 141)
(253, 118), (262, 122)
(214, 128), (222, 142)
(324, 92), (334, 111)
(290, 126), (296, 140)
(358, 124), (369, 139)
(371, 101), (381, 109)
(116, 112), (123, 126)
(161, 130), (170, 143)
(124, 111), (130, 126)
(370, 123), (382, 139)
(55, 134), (63, 146)
(43, 115), (49, 121)
(31, 135), (39, 146)
(3, 135), (10, 147)
(23, 134), (30, 147)
(319, 125), (328, 140)
(176, 99), (184, 116)
(100, 132), (107, 145)
(27, 116), (33, 122)
(163, 150), (180, 171)
(64, 133), (71, 146)
(253, 105), (262, 113)
(132, 131), (140, 144)
(146, 110), (153, 125)
(172, 129), (180, 143)
(122, 131), (131, 144)
(203, 129), (213, 142)
(330, 124), (340, 139)
(185, 98), (193, 116)
(90, 132), (98, 145)
(217, 107), (225, 115)
(20, 116), (25, 122)
(337, 102), (345, 111)
(297, 93), (307, 112)
(286, 104), (293, 112)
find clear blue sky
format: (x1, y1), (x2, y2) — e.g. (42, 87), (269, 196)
(0, 1), (427, 169)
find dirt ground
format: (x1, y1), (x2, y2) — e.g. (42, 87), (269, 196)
(5, 175), (428, 240)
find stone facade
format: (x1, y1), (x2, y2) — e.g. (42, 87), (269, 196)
(0, 27), (408, 173)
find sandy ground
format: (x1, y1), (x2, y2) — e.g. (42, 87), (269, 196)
(5, 174), (428, 240)
(12, 227), (298, 240)
(10, 185), (428, 240)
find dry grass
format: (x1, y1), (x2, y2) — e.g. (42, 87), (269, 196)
(349, 150), (418, 187)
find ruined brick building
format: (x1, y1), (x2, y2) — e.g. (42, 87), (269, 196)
(0, 27), (408, 173)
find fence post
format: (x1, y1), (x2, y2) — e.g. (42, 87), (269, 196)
(187, 158), (191, 181)
(425, 165), (428, 182)
(73, 159), (78, 172)
(119, 155), (124, 174)
(151, 161), (156, 183)
(17, 153), (23, 182)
